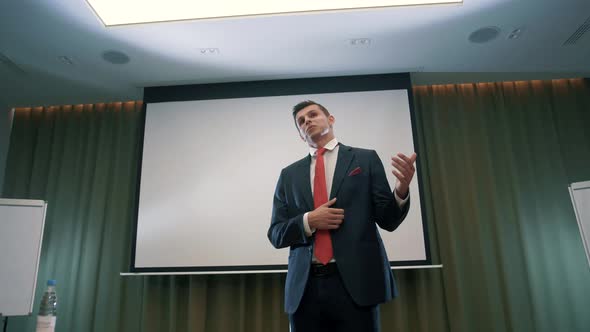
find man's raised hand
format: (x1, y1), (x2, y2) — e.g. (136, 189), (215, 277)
(391, 153), (417, 198)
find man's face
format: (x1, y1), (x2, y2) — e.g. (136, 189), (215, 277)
(295, 104), (334, 144)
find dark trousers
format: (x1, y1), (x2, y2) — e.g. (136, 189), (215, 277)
(289, 263), (380, 332)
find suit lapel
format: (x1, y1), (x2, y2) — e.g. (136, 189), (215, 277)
(330, 144), (355, 199)
(296, 155), (314, 210)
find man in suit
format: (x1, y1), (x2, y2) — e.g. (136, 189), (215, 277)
(267, 100), (417, 331)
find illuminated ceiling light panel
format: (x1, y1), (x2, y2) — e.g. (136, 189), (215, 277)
(87, 0), (462, 26)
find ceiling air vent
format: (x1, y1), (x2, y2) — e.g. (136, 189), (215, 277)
(0, 52), (26, 75)
(563, 16), (590, 46)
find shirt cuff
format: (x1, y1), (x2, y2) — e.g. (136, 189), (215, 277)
(394, 189), (409, 207)
(303, 212), (315, 237)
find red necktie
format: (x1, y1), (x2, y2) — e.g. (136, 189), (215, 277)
(313, 147), (333, 265)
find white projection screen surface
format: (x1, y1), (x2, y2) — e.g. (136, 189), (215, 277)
(134, 77), (429, 272)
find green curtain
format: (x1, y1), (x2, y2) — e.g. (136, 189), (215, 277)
(2, 102), (289, 332)
(410, 78), (590, 332)
(3, 79), (590, 332)
(3, 102), (145, 331)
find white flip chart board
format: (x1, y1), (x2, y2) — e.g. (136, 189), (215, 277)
(0, 199), (47, 316)
(569, 181), (590, 268)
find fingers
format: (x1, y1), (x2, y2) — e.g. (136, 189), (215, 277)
(314, 207), (344, 218)
(397, 152), (417, 163)
(316, 208), (344, 229)
(391, 169), (406, 182)
(328, 213), (344, 221)
(397, 153), (417, 165)
(315, 220), (343, 230)
(392, 168), (408, 184)
(325, 210), (344, 223)
(391, 152), (417, 184)
(321, 197), (337, 207)
(391, 157), (413, 175)
(391, 153), (418, 167)
(314, 199), (345, 230)
(317, 218), (343, 229)
(392, 154), (416, 170)
(391, 158), (412, 178)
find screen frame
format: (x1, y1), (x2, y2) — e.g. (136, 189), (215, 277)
(131, 73), (431, 273)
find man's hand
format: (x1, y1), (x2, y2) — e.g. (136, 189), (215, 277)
(391, 153), (417, 199)
(308, 198), (344, 230)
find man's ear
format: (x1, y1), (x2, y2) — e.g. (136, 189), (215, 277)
(328, 114), (335, 126)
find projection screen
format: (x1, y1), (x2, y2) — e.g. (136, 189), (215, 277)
(132, 73), (430, 273)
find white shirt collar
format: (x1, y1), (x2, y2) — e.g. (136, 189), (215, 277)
(309, 137), (339, 156)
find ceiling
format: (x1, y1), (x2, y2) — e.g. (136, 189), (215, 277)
(0, 0), (589, 107)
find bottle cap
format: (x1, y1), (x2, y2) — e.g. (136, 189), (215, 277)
(47, 279), (56, 286)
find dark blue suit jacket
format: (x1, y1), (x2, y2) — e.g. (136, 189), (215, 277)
(268, 144), (410, 314)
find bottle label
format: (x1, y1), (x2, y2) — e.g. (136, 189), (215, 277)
(36, 316), (56, 332)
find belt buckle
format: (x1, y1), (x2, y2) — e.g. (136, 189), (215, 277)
(311, 263), (335, 277)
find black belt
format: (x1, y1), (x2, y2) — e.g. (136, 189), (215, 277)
(310, 262), (338, 277)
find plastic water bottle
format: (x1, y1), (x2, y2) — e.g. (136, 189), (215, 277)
(36, 279), (57, 332)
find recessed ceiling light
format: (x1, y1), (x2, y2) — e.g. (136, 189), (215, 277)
(87, 0), (463, 26)
(102, 50), (130, 64)
(468, 26), (500, 43)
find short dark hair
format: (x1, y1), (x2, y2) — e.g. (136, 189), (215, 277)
(291, 100), (330, 130)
